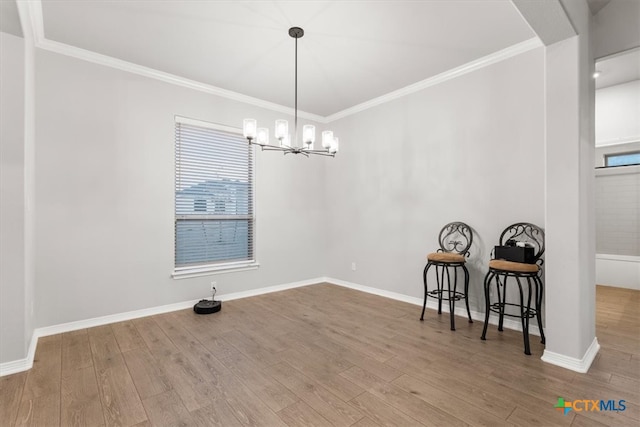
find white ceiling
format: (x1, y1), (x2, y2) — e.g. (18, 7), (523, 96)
(40, 0), (535, 117)
(595, 48), (640, 89)
(0, 0), (22, 37)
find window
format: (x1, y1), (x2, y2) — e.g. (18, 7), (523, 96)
(605, 151), (640, 167)
(174, 116), (255, 277)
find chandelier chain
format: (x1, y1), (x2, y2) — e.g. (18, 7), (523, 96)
(294, 34), (298, 144)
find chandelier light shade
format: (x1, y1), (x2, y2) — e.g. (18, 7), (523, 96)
(243, 27), (339, 157)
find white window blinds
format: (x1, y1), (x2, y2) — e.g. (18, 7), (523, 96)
(175, 117), (254, 270)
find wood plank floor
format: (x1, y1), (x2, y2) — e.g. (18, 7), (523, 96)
(1, 284), (638, 426)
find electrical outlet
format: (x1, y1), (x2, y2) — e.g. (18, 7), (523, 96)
(211, 281), (217, 293)
(351, 262), (356, 271)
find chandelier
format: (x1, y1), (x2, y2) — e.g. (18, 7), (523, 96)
(243, 27), (339, 157)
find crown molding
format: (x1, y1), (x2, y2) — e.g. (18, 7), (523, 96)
(35, 38), (326, 123)
(15, 0), (41, 43)
(24, 0), (542, 124)
(25, 1), (325, 123)
(324, 37), (543, 122)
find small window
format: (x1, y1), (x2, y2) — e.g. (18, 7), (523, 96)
(605, 151), (640, 167)
(174, 117), (255, 276)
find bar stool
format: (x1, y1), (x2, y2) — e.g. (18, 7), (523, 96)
(481, 223), (545, 355)
(420, 222), (473, 331)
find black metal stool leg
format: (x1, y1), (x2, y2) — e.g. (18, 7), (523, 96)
(481, 270), (493, 340)
(447, 265), (455, 331)
(527, 278), (534, 350)
(436, 265), (443, 314)
(421, 263), (433, 321)
(497, 275), (506, 332)
(525, 277), (537, 350)
(462, 265), (472, 323)
(515, 276), (531, 355)
(534, 275), (545, 344)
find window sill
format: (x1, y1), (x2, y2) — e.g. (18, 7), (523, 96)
(172, 261), (260, 280)
(595, 164), (640, 176)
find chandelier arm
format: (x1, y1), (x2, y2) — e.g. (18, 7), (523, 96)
(304, 149), (335, 157)
(308, 152), (336, 157)
(254, 145), (290, 152)
(248, 139), (335, 157)
(300, 150), (335, 157)
(247, 137), (335, 157)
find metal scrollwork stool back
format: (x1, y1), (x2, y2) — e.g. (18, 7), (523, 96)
(480, 222), (545, 355)
(420, 222), (473, 331)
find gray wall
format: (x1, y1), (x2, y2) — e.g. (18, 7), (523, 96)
(593, 0), (640, 59)
(595, 166), (640, 256)
(595, 80), (640, 147)
(33, 49), (328, 328)
(0, 32), (26, 363)
(324, 48), (545, 312)
(0, 39), (557, 364)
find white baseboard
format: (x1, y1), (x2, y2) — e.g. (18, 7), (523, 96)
(325, 277), (424, 306)
(0, 276), (543, 376)
(4, 276), (578, 376)
(217, 277), (323, 302)
(0, 355), (32, 377)
(0, 299), (202, 376)
(541, 337), (600, 373)
(324, 277), (541, 336)
(35, 299), (200, 338)
(595, 254), (640, 291)
(0, 333), (38, 377)
(31, 277), (323, 339)
(0, 277), (324, 376)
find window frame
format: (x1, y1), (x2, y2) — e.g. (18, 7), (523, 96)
(172, 116), (258, 279)
(604, 150), (640, 167)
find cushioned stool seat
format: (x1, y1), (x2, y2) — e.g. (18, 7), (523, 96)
(427, 252), (465, 263)
(488, 259), (539, 273)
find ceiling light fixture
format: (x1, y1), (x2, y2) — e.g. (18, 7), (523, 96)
(243, 27), (339, 157)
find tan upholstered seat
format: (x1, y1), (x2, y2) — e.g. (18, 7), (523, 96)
(427, 252), (465, 263)
(489, 259), (539, 273)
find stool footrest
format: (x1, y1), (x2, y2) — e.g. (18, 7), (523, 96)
(488, 302), (538, 319)
(426, 289), (466, 301)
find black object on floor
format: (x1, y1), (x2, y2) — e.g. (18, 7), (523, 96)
(193, 299), (221, 314)
(194, 286), (222, 314)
